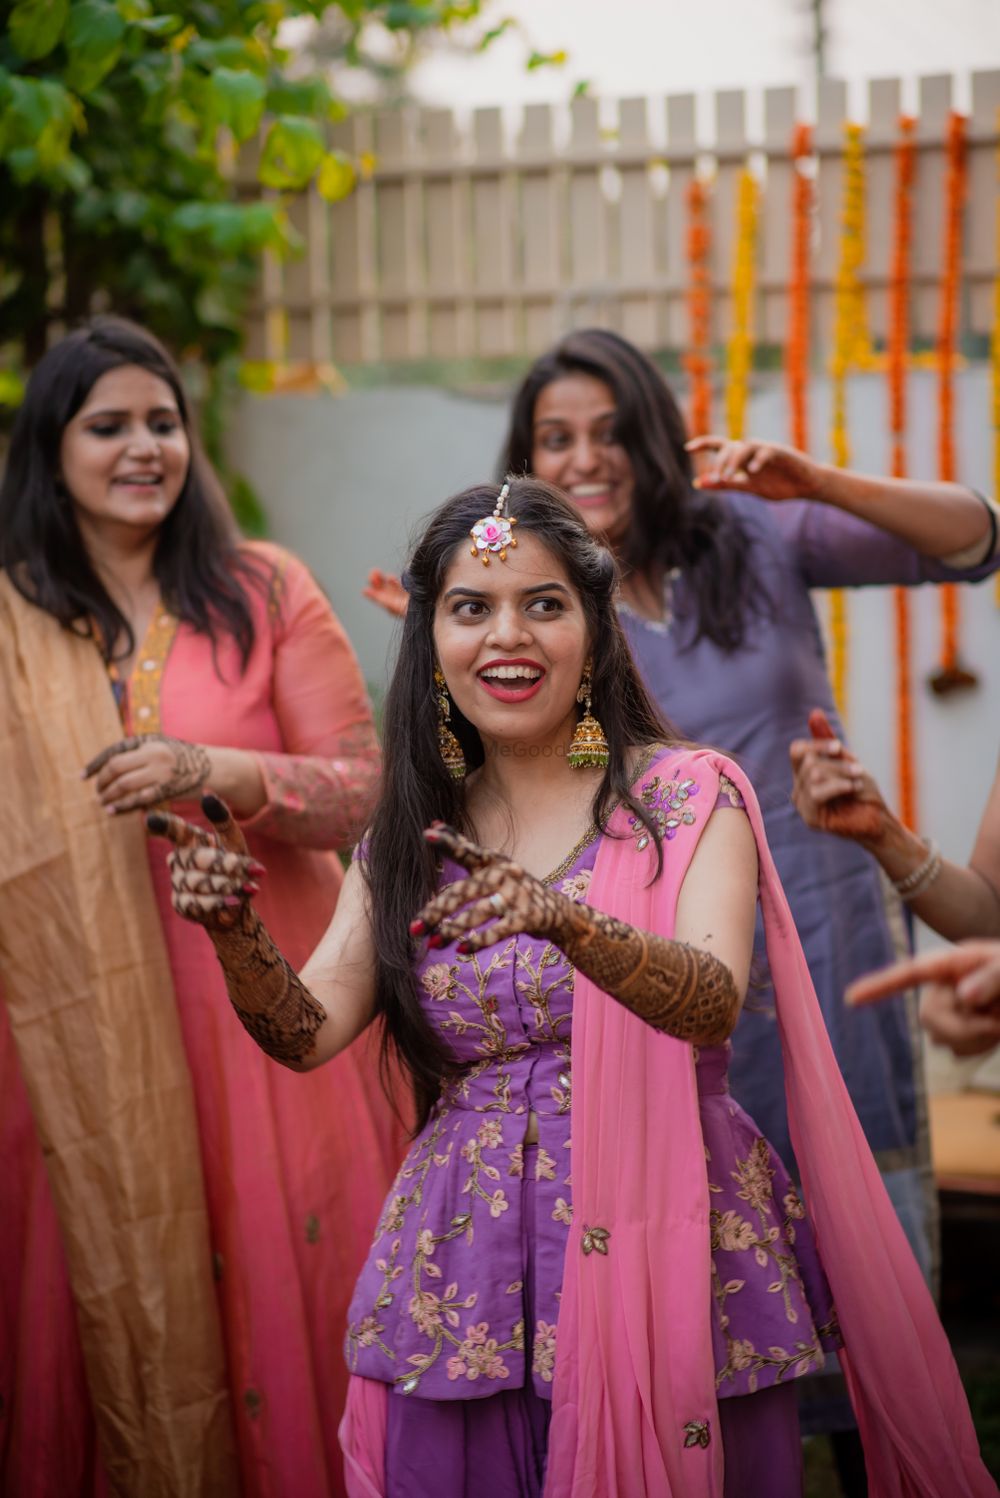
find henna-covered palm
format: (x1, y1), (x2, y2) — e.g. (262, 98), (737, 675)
(417, 824), (741, 1045)
(85, 733), (211, 812)
(148, 794), (325, 1066)
(416, 824), (570, 952)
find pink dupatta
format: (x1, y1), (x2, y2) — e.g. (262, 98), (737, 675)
(341, 746), (994, 1496)
(547, 748), (993, 1497)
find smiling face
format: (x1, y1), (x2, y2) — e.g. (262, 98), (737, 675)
(433, 530), (590, 756)
(59, 364), (191, 544)
(530, 372), (635, 546)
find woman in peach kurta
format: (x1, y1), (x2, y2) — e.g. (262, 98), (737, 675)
(0, 318), (399, 1497)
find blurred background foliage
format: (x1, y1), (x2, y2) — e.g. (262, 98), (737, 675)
(0, 0), (561, 515)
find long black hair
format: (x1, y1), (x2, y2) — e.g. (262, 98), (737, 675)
(0, 316), (265, 667)
(363, 477), (678, 1129)
(502, 327), (772, 653)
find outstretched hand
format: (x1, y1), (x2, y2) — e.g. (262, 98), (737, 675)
(686, 435), (825, 503)
(847, 940), (1000, 1058)
(363, 568), (409, 620)
(788, 708), (886, 841)
(412, 824), (569, 954)
(147, 793), (266, 930)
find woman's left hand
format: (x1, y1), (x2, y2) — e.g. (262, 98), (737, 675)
(686, 435), (826, 503)
(84, 733), (211, 814)
(412, 824), (569, 953)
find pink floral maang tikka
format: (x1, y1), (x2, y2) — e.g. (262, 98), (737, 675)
(470, 481), (517, 565)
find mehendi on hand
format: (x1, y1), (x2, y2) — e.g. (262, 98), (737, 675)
(417, 825), (740, 1046)
(149, 797), (327, 1066)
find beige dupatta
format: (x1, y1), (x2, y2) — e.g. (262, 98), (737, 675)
(0, 576), (238, 1495)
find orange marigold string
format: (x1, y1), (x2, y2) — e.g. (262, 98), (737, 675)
(684, 176), (714, 437)
(725, 168), (759, 440)
(929, 111), (977, 693)
(786, 124), (813, 453)
(888, 117), (918, 827)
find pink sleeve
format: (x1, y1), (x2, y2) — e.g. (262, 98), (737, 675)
(240, 551), (381, 850)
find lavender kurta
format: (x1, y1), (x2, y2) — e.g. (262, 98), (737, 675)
(346, 773), (837, 1409)
(619, 494), (999, 1242)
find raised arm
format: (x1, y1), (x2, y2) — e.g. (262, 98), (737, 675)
(150, 795), (377, 1069)
(790, 711), (1000, 942)
(688, 435), (999, 587)
(414, 814), (757, 1046)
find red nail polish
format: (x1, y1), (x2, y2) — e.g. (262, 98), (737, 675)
(427, 933), (443, 949)
(222, 896), (242, 907)
(456, 940), (470, 955)
(410, 919), (426, 937)
(241, 882), (259, 895)
(248, 861), (267, 876)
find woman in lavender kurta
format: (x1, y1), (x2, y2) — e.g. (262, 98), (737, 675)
(158, 479), (995, 1498)
(502, 331), (1000, 1291)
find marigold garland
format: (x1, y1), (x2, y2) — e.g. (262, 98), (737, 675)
(888, 117), (918, 827)
(929, 111), (977, 693)
(725, 169), (759, 440)
(684, 177), (713, 437)
(827, 123), (873, 719)
(786, 124), (813, 453)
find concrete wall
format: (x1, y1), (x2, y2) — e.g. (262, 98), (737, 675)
(226, 366), (1000, 888)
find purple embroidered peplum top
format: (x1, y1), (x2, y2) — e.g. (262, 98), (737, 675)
(346, 753), (838, 1408)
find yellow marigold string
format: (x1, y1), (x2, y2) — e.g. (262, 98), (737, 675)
(684, 177), (714, 437)
(725, 169), (759, 440)
(929, 112), (977, 694)
(888, 117), (918, 827)
(827, 122), (873, 720)
(786, 124), (813, 453)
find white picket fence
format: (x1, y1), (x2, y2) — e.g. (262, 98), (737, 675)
(240, 70), (1000, 369)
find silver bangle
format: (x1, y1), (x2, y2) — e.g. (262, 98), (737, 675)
(892, 838), (942, 901)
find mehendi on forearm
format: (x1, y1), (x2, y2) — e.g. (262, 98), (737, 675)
(418, 825), (741, 1045)
(554, 902), (740, 1045)
(206, 905), (327, 1066)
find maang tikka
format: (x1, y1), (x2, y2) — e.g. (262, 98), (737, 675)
(470, 481), (517, 565)
(434, 667), (466, 780)
(567, 661), (610, 770)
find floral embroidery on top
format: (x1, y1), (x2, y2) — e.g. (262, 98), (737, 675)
(629, 774), (700, 851)
(708, 1136), (829, 1392)
(559, 868), (592, 902)
(718, 773), (745, 809)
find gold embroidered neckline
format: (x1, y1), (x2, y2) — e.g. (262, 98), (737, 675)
(541, 741), (667, 886)
(106, 604), (179, 733)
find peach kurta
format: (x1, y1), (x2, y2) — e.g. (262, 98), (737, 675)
(0, 544), (401, 1497)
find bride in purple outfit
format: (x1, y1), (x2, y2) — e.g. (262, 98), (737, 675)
(157, 481), (992, 1498)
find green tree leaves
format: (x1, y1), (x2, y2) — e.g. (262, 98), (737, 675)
(9, 0), (70, 61)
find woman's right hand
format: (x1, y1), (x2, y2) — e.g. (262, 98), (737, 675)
(147, 792), (266, 930)
(685, 435), (826, 502)
(363, 568), (408, 620)
(788, 708), (887, 842)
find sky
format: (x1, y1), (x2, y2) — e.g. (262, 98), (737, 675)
(408, 0), (1000, 122)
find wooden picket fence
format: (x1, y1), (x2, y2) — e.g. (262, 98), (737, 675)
(240, 70), (1000, 369)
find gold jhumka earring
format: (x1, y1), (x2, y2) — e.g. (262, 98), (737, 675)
(434, 667), (466, 780)
(568, 661), (610, 770)
(469, 481), (517, 565)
